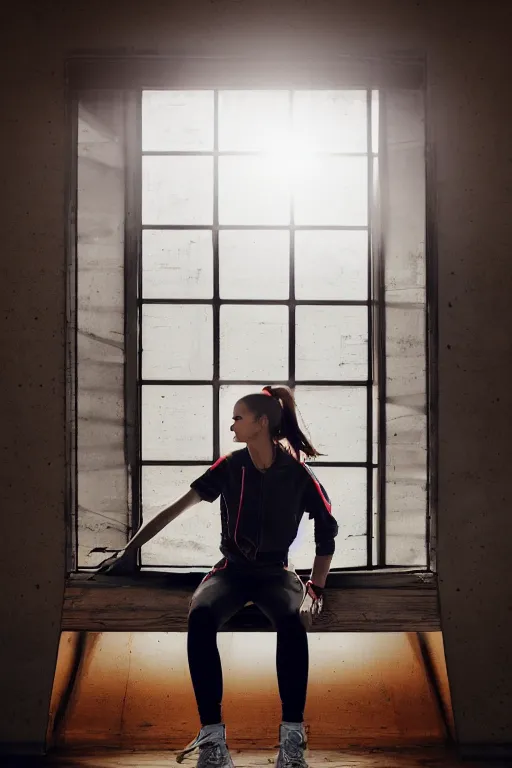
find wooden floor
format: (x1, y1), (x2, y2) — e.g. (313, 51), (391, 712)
(41, 748), (484, 768)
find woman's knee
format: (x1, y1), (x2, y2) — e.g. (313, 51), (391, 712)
(188, 601), (219, 632)
(275, 608), (304, 634)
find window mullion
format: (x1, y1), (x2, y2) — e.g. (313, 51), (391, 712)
(288, 90), (295, 390)
(375, 90), (387, 568)
(213, 90), (220, 460)
(126, 89), (143, 572)
(366, 89), (375, 568)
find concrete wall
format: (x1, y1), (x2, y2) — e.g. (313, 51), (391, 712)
(1, 0), (512, 755)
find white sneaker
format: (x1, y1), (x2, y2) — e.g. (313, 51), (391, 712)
(176, 723), (235, 768)
(275, 723), (308, 768)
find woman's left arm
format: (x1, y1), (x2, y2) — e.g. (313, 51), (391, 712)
(302, 466), (338, 590)
(310, 554), (333, 589)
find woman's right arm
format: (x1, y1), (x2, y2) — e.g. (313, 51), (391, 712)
(95, 488), (202, 573)
(123, 488), (202, 554)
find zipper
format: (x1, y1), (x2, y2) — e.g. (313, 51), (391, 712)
(254, 472), (265, 559)
(234, 466), (246, 552)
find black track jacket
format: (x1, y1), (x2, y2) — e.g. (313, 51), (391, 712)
(191, 446), (339, 566)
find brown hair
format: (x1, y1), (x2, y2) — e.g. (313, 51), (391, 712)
(239, 385), (321, 459)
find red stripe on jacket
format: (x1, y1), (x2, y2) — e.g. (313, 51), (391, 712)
(303, 464), (332, 514)
(210, 455), (228, 471)
(234, 466), (246, 550)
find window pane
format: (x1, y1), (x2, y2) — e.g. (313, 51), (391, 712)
(288, 467), (367, 569)
(142, 156), (213, 225)
(142, 385), (212, 461)
(385, 401), (427, 566)
(371, 90), (379, 154)
(373, 156), (379, 207)
(141, 465), (222, 566)
(220, 305), (288, 380)
(295, 306), (368, 380)
(142, 230), (213, 299)
(386, 494), (427, 566)
(219, 384), (267, 456)
(294, 156), (367, 226)
(372, 468), (379, 566)
(294, 386), (366, 462)
(219, 230), (289, 299)
(219, 156), (290, 225)
(142, 305), (213, 380)
(293, 90), (367, 153)
(295, 230), (368, 301)
(142, 90), (214, 151)
(373, 383), (379, 465)
(383, 88), (427, 568)
(218, 90), (290, 152)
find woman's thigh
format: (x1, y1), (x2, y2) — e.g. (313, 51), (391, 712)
(251, 568), (305, 625)
(189, 561), (250, 628)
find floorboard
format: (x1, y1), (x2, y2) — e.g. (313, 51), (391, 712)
(43, 748), (483, 768)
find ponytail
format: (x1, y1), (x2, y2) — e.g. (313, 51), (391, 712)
(261, 385), (322, 460)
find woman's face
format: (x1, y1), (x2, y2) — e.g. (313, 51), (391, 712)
(230, 400), (268, 444)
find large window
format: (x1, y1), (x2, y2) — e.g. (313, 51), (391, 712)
(140, 88), (375, 571)
(72, 83), (429, 575)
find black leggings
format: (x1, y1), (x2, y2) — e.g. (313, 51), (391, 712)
(187, 559), (308, 725)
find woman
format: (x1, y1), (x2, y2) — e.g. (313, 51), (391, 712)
(97, 386), (339, 768)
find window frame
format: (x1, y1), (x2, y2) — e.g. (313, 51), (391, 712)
(65, 56), (437, 615)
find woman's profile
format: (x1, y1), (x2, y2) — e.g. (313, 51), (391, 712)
(97, 385), (339, 768)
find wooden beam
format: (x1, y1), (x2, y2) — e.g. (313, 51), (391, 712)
(63, 571), (439, 632)
(66, 55), (425, 91)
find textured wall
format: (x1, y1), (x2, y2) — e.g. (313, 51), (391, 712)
(1, 0), (512, 754)
(49, 631), (452, 749)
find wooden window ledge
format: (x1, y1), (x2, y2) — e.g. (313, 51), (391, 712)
(63, 570), (439, 632)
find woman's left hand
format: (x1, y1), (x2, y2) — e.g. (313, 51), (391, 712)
(299, 580), (324, 629)
(93, 549), (132, 576)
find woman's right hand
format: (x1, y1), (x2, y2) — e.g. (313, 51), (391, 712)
(94, 550), (132, 576)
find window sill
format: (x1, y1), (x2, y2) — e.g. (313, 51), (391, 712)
(63, 570), (438, 632)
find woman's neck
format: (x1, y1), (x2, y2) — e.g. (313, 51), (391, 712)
(247, 437), (276, 471)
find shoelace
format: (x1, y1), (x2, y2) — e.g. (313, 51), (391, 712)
(199, 743), (228, 768)
(176, 731), (209, 763)
(176, 732), (227, 765)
